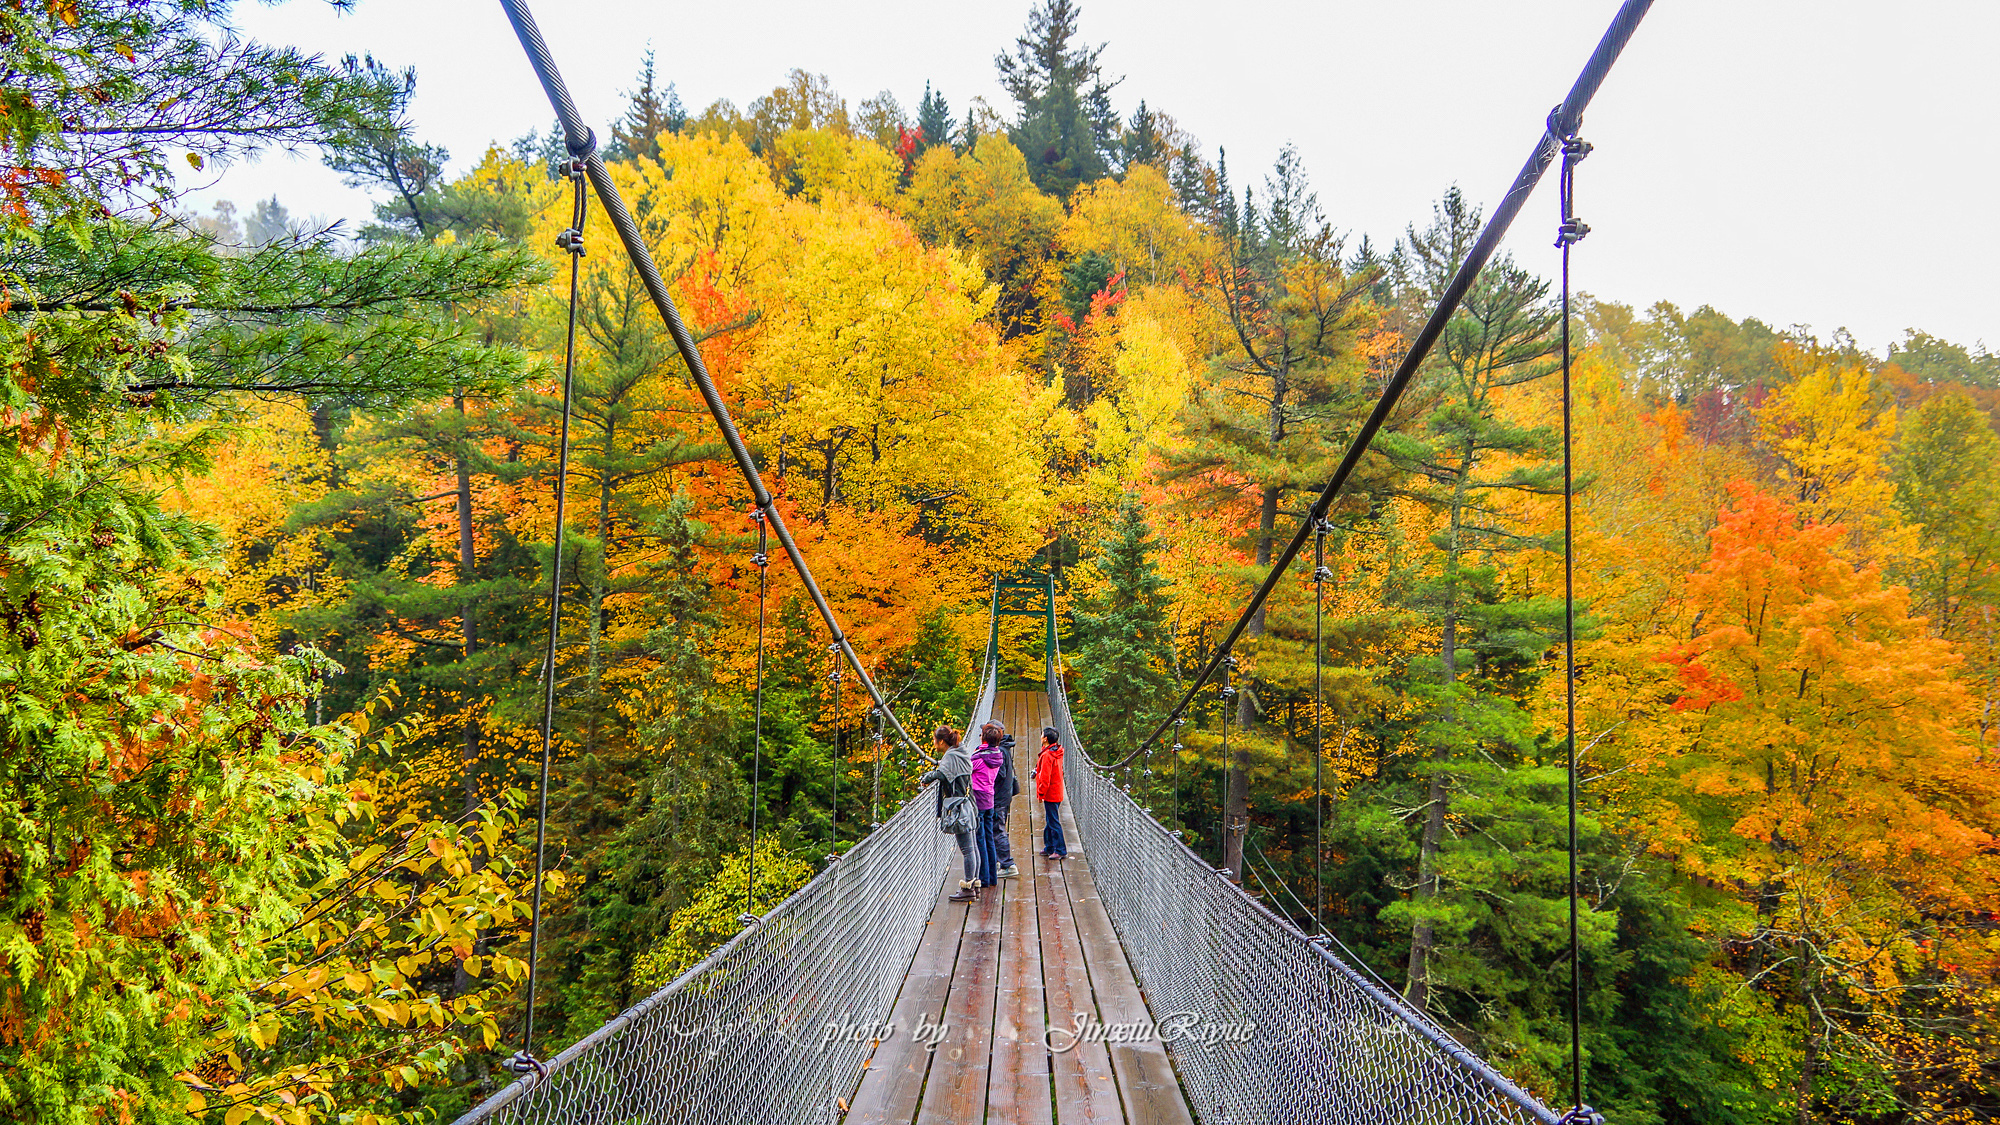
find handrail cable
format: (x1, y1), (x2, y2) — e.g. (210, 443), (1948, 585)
(495, 0), (931, 765)
(1099, 0), (1655, 771)
(510, 155), (587, 1076)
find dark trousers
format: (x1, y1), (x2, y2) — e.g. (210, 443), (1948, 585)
(1043, 801), (1067, 856)
(993, 794), (1015, 864)
(976, 807), (1000, 886)
(952, 829), (977, 881)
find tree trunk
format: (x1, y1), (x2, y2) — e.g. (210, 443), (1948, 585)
(454, 394), (481, 815)
(1222, 483), (1281, 883)
(1407, 472), (1466, 1009)
(584, 421), (615, 757)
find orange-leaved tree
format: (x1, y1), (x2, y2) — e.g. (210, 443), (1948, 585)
(1655, 482), (1998, 1123)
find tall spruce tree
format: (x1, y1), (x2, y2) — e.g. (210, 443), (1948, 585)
(1162, 147), (1374, 879)
(610, 49), (687, 163)
(1072, 495), (1175, 757)
(915, 82), (954, 154)
(1370, 189), (1574, 1012)
(996, 0), (1120, 196)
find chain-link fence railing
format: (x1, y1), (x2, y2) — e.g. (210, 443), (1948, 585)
(454, 665), (998, 1125)
(1047, 652), (1563, 1125)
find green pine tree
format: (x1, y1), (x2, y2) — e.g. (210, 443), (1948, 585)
(1072, 495), (1176, 758)
(915, 82), (954, 154)
(996, 0), (1120, 196)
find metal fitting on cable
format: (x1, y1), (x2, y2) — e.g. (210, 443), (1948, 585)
(502, 1051), (548, 1079)
(1556, 217), (1591, 247)
(750, 550), (768, 568)
(1562, 135), (1594, 164)
(555, 228), (584, 255)
(737, 912), (760, 927)
(1557, 1107), (1605, 1125)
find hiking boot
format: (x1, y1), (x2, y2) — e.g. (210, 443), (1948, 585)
(949, 879), (977, 903)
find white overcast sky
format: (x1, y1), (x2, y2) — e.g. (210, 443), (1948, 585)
(187, 1), (1999, 357)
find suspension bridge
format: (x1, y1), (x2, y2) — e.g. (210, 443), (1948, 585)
(469, 0), (1655, 1121)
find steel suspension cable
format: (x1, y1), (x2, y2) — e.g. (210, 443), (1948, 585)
(514, 157), (587, 1074)
(828, 644), (843, 860)
(495, 0), (931, 767)
(1556, 125), (1594, 1125)
(742, 512), (769, 925)
(1097, 0), (1655, 773)
(1312, 520), (1329, 933)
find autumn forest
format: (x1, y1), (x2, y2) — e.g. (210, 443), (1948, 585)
(2, 2), (1996, 1124)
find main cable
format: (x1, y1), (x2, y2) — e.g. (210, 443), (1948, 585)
(515, 156), (587, 1073)
(1098, 0), (1654, 773)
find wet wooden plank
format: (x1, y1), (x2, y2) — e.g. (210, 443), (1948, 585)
(913, 876), (1003, 1125)
(843, 870), (962, 1124)
(1038, 843), (1125, 1123)
(986, 796), (1053, 1125)
(1064, 852), (1196, 1125)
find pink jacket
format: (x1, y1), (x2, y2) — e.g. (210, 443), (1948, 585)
(970, 746), (1005, 809)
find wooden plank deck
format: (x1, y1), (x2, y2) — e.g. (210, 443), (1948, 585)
(843, 691), (1195, 1125)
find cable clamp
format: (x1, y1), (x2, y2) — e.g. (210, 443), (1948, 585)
(1313, 566), (1334, 583)
(1562, 135), (1593, 164)
(555, 228), (584, 256)
(1556, 217), (1591, 248)
(737, 912), (761, 927)
(1558, 1106), (1605, 1125)
(502, 1051), (548, 1079)
(751, 550), (768, 568)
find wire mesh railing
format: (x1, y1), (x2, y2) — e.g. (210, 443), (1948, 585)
(454, 663), (997, 1125)
(1046, 648), (1564, 1125)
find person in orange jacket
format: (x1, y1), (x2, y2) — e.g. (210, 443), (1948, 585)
(1031, 727), (1068, 859)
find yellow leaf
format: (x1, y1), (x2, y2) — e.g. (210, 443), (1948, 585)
(224, 1106), (252, 1125)
(49, 0), (80, 27)
(114, 43), (135, 62)
(186, 1090), (207, 1114)
(186, 152), (204, 171)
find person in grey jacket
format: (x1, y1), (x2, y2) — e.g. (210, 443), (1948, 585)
(919, 725), (981, 902)
(989, 721), (1020, 879)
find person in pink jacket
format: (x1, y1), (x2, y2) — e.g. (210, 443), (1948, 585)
(970, 723), (1007, 886)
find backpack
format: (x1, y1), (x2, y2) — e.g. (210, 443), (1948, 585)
(936, 772), (973, 835)
(940, 792), (975, 835)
